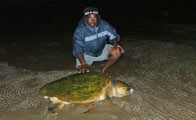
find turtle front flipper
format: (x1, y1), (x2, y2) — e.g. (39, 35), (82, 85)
(48, 102), (65, 115)
(83, 102), (97, 114)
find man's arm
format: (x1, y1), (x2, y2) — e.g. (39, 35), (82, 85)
(77, 54), (86, 64)
(103, 21), (124, 53)
(73, 25), (90, 73)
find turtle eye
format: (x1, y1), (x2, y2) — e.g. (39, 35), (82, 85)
(127, 88), (134, 93)
(126, 88), (131, 91)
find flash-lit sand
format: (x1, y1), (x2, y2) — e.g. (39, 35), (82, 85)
(0, 23), (196, 120)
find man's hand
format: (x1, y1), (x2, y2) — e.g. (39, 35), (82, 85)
(115, 44), (125, 54)
(112, 38), (125, 54)
(77, 54), (90, 73)
(78, 64), (90, 73)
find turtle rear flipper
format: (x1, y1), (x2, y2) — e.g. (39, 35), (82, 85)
(48, 102), (64, 115)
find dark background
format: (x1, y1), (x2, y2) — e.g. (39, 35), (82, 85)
(1, 0), (196, 40)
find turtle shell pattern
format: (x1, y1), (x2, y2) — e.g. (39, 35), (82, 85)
(40, 72), (112, 103)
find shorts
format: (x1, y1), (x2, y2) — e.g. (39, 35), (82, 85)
(76, 44), (114, 68)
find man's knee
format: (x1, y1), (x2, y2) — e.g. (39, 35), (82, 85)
(108, 47), (121, 60)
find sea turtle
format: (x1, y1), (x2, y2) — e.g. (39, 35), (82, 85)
(40, 72), (134, 113)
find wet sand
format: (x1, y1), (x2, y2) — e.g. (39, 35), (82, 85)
(0, 23), (196, 120)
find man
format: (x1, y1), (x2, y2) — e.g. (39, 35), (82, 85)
(73, 7), (124, 73)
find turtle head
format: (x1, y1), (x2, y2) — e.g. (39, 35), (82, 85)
(113, 80), (134, 97)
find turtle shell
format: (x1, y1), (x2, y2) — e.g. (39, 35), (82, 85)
(40, 72), (112, 103)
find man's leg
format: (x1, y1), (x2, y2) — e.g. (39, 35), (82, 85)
(101, 47), (121, 73)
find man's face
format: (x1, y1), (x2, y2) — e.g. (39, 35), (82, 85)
(86, 13), (97, 29)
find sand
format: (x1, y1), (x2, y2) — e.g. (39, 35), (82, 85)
(0, 23), (196, 120)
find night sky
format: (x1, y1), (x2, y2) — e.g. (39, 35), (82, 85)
(1, 0), (196, 42)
